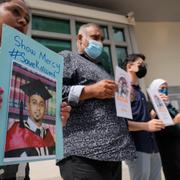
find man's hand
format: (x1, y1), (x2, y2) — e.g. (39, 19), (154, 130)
(0, 88), (4, 109)
(81, 80), (117, 100)
(61, 102), (71, 127)
(147, 119), (165, 132)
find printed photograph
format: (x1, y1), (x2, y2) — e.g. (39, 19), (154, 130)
(4, 61), (56, 162)
(154, 95), (163, 108)
(117, 76), (129, 99)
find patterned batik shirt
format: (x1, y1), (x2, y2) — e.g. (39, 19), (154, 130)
(61, 50), (136, 161)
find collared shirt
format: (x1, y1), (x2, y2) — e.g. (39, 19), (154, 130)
(25, 117), (45, 138)
(130, 85), (159, 153)
(61, 50), (136, 162)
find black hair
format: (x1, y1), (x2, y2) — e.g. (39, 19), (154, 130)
(123, 53), (145, 70)
(0, 0), (24, 3)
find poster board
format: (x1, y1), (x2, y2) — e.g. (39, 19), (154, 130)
(0, 25), (64, 164)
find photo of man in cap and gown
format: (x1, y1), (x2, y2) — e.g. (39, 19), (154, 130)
(5, 79), (55, 159)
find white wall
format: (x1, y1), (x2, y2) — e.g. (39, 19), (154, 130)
(135, 22), (180, 87)
(29, 160), (62, 180)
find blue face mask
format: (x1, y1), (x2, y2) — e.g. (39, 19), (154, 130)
(84, 40), (103, 60)
(159, 88), (168, 95)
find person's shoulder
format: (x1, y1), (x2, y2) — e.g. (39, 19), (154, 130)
(58, 50), (79, 58)
(59, 50), (72, 56)
(59, 50), (82, 63)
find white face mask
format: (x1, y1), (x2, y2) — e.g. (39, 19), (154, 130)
(84, 39), (103, 60)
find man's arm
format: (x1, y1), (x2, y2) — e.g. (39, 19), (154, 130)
(80, 80), (117, 100)
(128, 119), (165, 132)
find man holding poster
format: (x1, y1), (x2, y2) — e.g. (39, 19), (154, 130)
(58, 23), (136, 180)
(123, 54), (165, 180)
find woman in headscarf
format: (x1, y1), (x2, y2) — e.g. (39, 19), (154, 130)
(149, 78), (180, 180)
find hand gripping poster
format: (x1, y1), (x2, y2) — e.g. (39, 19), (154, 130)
(0, 25), (64, 165)
(115, 66), (132, 119)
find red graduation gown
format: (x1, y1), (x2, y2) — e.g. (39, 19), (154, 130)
(5, 122), (55, 152)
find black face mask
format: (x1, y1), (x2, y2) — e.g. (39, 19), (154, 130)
(136, 65), (147, 78)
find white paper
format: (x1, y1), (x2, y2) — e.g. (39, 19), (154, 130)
(115, 66), (132, 119)
(147, 88), (174, 126)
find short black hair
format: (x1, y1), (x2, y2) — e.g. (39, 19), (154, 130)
(0, 0), (24, 3)
(123, 53), (145, 70)
(20, 79), (52, 101)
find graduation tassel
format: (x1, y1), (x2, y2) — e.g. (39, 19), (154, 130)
(19, 100), (25, 128)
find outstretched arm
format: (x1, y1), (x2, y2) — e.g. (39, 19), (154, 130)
(128, 119), (165, 132)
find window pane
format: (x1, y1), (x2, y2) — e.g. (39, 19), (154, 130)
(98, 45), (113, 75)
(113, 27), (125, 42)
(116, 47), (127, 68)
(101, 25), (109, 40)
(75, 21), (85, 34)
(33, 37), (71, 53)
(75, 21), (109, 39)
(32, 16), (70, 34)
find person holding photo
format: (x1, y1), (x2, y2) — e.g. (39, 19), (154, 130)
(149, 79), (180, 180)
(0, 0), (30, 178)
(123, 54), (165, 180)
(58, 23), (136, 180)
